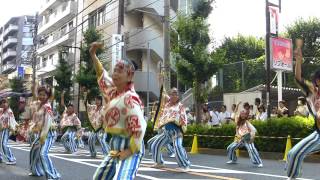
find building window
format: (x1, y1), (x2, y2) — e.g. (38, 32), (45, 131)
(60, 25), (67, 36)
(42, 57), (47, 68)
(89, 12), (97, 28)
(69, 21), (73, 28)
(49, 54), (54, 64)
(105, 4), (113, 22)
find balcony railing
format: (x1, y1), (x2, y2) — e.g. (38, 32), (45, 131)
(39, 0), (60, 15)
(2, 49), (17, 61)
(3, 25), (18, 37)
(3, 37), (18, 49)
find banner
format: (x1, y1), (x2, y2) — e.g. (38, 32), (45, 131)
(111, 34), (123, 72)
(270, 37), (293, 71)
(269, 6), (279, 35)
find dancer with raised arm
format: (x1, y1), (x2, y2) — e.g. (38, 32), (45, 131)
(286, 39), (320, 180)
(89, 42), (146, 180)
(28, 86), (60, 180)
(60, 91), (81, 153)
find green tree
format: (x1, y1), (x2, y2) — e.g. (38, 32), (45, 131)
(9, 77), (26, 121)
(54, 51), (73, 114)
(211, 35), (265, 92)
(76, 28), (104, 101)
(285, 17), (320, 87)
(171, 0), (219, 123)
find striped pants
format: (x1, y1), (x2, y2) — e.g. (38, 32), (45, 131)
(227, 141), (263, 165)
(147, 134), (174, 156)
(286, 131), (320, 178)
(93, 135), (144, 180)
(151, 128), (190, 168)
(0, 128), (16, 162)
(61, 127), (77, 153)
(88, 129), (110, 157)
(76, 137), (85, 148)
(29, 130), (60, 179)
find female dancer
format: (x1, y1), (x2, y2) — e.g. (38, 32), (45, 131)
(60, 91), (81, 153)
(84, 93), (110, 157)
(286, 39), (320, 180)
(90, 42), (146, 180)
(226, 109), (263, 167)
(151, 87), (191, 171)
(0, 98), (17, 165)
(29, 86), (60, 180)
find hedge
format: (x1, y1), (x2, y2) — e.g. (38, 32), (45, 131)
(145, 116), (316, 153)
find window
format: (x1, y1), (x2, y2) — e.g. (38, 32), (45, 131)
(42, 57), (47, 68)
(24, 32), (33, 38)
(49, 54), (54, 64)
(60, 25), (67, 36)
(97, 7), (105, 26)
(89, 12), (97, 28)
(69, 21), (73, 28)
(105, 4), (113, 22)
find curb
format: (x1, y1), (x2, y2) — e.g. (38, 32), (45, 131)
(185, 148), (320, 163)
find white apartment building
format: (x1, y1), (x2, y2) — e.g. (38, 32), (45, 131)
(36, 0), (78, 86)
(80, 0), (196, 106)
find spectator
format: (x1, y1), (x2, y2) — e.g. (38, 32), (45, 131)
(202, 103), (211, 124)
(271, 106), (278, 117)
(294, 97), (309, 117)
(254, 98), (261, 118)
(257, 104), (267, 121)
(209, 106), (221, 126)
(249, 105), (255, 119)
(277, 100), (289, 117)
(219, 105), (231, 124)
(231, 104), (237, 121)
(243, 102), (250, 115)
(186, 108), (195, 124)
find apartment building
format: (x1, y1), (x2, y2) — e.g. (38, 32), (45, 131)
(80, 0), (195, 106)
(0, 16), (35, 77)
(36, 0), (78, 86)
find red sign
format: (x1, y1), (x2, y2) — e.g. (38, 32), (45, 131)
(270, 37), (293, 71)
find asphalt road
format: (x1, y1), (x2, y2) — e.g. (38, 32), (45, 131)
(0, 141), (318, 180)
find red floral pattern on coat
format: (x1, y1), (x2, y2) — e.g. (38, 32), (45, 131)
(106, 107), (120, 127)
(124, 95), (135, 109)
(126, 115), (141, 137)
(121, 108), (128, 115)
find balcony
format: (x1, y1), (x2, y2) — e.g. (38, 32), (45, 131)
(38, 1), (77, 35)
(126, 0), (164, 16)
(39, 0), (60, 16)
(3, 37), (18, 49)
(37, 30), (75, 55)
(126, 28), (163, 60)
(133, 71), (160, 97)
(2, 49), (17, 62)
(2, 63), (16, 74)
(3, 25), (18, 38)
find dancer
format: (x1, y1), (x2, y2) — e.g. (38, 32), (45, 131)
(147, 130), (175, 157)
(60, 91), (81, 153)
(75, 127), (85, 149)
(29, 86), (60, 180)
(89, 42), (146, 180)
(16, 97), (32, 143)
(151, 86), (190, 171)
(0, 98), (18, 165)
(226, 108), (263, 167)
(84, 92), (110, 157)
(286, 39), (320, 180)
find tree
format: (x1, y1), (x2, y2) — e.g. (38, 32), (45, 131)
(171, 0), (220, 123)
(76, 28), (104, 101)
(9, 77), (26, 121)
(54, 51), (73, 114)
(211, 35), (265, 92)
(284, 17), (320, 87)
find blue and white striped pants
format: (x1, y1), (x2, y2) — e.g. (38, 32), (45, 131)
(61, 127), (77, 153)
(0, 128), (16, 162)
(93, 135), (144, 180)
(88, 129), (110, 157)
(147, 133), (174, 156)
(227, 141), (263, 165)
(151, 128), (190, 168)
(286, 131), (320, 178)
(29, 130), (60, 179)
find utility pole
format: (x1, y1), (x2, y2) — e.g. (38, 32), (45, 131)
(265, 0), (271, 118)
(163, 0), (170, 90)
(32, 13), (39, 90)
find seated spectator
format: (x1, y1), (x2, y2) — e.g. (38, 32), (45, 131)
(209, 106), (221, 126)
(219, 105), (231, 124)
(277, 100), (289, 117)
(271, 106), (278, 117)
(254, 98), (261, 118)
(257, 104), (267, 121)
(249, 105), (255, 119)
(202, 103), (211, 124)
(186, 108), (195, 124)
(294, 97), (309, 117)
(230, 104), (237, 121)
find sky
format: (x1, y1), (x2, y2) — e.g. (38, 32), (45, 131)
(208, 0), (320, 46)
(0, 0), (319, 44)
